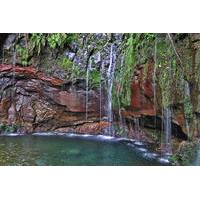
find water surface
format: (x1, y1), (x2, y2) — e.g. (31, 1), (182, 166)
(0, 135), (168, 166)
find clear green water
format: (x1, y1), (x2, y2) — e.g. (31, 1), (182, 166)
(0, 135), (167, 166)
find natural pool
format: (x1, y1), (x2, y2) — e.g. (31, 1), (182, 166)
(0, 133), (170, 166)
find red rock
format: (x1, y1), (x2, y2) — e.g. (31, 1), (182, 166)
(0, 64), (102, 134)
(58, 91), (86, 112)
(130, 59), (156, 117)
(37, 72), (64, 86)
(0, 64), (12, 72)
(131, 80), (141, 109)
(55, 121), (110, 134)
(14, 66), (38, 76)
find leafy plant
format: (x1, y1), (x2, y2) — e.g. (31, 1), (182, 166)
(13, 33), (75, 66)
(0, 123), (17, 133)
(57, 56), (84, 81)
(30, 33), (46, 55)
(15, 44), (30, 66)
(47, 33), (67, 49)
(58, 56), (74, 70)
(113, 33), (156, 108)
(89, 69), (101, 89)
(184, 96), (193, 119)
(170, 141), (198, 165)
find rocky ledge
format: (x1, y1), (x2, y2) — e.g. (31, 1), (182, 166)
(0, 64), (109, 134)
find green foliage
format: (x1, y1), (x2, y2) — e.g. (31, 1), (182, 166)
(58, 56), (101, 88)
(15, 44), (29, 66)
(170, 141), (198, 165)
(89, 69), (101, 89)
(14, 33), (75, 66)
(58, 56), (74, 70)
(0, 123), (17, 133)
(156, 36), (179, 108)
(57, 56), (84, 81)
(113, 33), (156, 108)
(47, 33), (67, 49)
(30, 33), (46, 55)
(184, 95), (193, 119)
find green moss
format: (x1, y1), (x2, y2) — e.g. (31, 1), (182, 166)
(184, 97), (193, 118)
(58, 56), (74, 70)
(113, 33), (156, 108)
(15, 44), (30, 66)
(57, 56), (83, 81)
(47, 33), (67, 49)
(170, 141), (198, 165)
(13, 33), (77, 66)
(89, 69), (101, 89)
(29, 33), (46, 55)
(0, 124), (18, 134)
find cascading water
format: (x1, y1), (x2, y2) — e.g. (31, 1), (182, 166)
(85, 59), (92, 121)
(133, 118), (140, 134)
(99, 61), (104, 122)
(160, 34), (176, 156)
(162, 107), (172, 155)
(153, 38), (157, 128)
(117, 55), (124, 125)
(11, 46), (16, 98)
(106, 44), (116, 135)
(184, 81), (191, 135)
(167, 33), (183, 66)
(8, 46), (17, 125)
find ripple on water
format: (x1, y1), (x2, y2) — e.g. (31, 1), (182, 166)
(127, 143), (135, 147)
(0, 133), (22, 137)
(143, 153), (158, 159)
(158, 157), (170, 164)
(96, 135), (115, 140)
(136, 147), (147, 153)
(33, 132), (55, 136)
(0, 134), (165, 165)
(134, 141), (144, 146)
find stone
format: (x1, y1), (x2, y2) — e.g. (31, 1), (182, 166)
(0, 64), (106, 134)
(130, 60), (156, 117)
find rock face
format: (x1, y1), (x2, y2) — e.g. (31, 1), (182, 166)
(0, 64), (107, 134)
(123, 59), (188, 139)
(122, 34), (200, 139)
(130, 58), (156, 117)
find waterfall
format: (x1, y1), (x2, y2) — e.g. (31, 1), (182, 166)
(99, 61), (104, 122)
(134, 118), (140, 133)
(184, 81), (191, 135)
(9, 46), (17, 126)
(117, 55), (124, 125)
(85, 59), (92, 121)
(167, 33), (183, 67)
(153, 38), (157, 128)
(106, 44), (116, 135)
(11, 46), (16, 99)
(162, 107), (172, 155)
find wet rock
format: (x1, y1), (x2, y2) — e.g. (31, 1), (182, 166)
(130, 59), (156, 116)
(124, 58), (189, 139)
(3, 34), (16, 50)
(0, 64), (106, 134)
(55, 121), (110, 134)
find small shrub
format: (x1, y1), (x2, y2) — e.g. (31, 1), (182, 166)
(0, 124), (17, 134)
(170, 141), (198, 165)
(89, 69), (101, 89)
